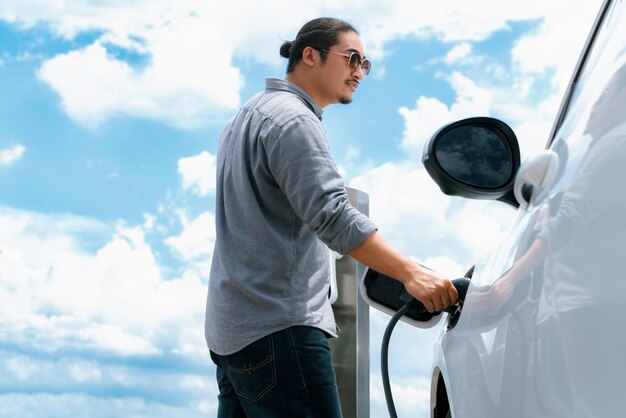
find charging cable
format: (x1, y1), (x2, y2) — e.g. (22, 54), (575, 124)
(381, 278), (470, 418)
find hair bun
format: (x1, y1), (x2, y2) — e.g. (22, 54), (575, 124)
(279, 40), (293, 58)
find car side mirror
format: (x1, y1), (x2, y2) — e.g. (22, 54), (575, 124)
(422, 117), (522, 207)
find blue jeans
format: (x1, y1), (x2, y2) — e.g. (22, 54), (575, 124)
(210, 326), (343, 418)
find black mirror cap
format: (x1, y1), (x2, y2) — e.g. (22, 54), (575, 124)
(422, 116), (521, 208)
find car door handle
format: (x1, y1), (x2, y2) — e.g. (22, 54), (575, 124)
(514, 150), (560, 209)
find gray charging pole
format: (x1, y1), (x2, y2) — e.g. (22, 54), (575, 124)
(329, 187), (370, 418)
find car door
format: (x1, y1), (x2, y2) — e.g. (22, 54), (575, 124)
(443, 206), (547, 418)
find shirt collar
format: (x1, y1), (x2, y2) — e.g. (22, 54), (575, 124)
(265, 78), (324, 120)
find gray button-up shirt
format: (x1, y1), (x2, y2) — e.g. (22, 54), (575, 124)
(205, 78), (377, 355)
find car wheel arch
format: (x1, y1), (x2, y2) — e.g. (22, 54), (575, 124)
(432, 368), (452, 418)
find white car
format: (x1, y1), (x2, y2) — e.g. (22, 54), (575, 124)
(362, 0), (626, 416)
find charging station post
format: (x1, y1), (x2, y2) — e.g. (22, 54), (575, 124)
(328, 187), (370, 418)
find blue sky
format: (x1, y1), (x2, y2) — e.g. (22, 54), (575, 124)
(0, 1), (603, 417)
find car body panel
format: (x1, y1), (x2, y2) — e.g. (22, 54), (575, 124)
(431, 0), (626, 416)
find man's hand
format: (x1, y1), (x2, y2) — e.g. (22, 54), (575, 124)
(348, 231), (458, 313)
(402, 266), (458, 313)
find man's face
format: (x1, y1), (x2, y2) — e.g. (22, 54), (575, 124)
(314, 31), (367, 107)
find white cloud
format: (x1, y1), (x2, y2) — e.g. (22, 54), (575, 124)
(511, 2), (602, 92)
(349, 161), (514, 266)
(346, 144), (360, 160)
(1, 0), (603, 129)
(355, 0), (603, 60)
(392, 378), (431, 410)
(38, 43), (133, 129)
(399, 72), (492, 159)
(165, 211), (215, 263)
(4, 1), (250, 129)
(394, 1), (601, 162)
(451, 200), (516, 256)
(351, 162), (449, 229)
(0, 144), (25, 166)
(511, 119), (555, 159)
(444, 42), (473, 65)
(1, 2), (217, 126)
(369, 373), (431, 416)
(0, 205), (216, 413)
(177, 151), (217, 197)
(0, 393), (216, 418)
(421, 255), (467, 279)
(0, 206), (207, 357)
(37, 38), (241, 129)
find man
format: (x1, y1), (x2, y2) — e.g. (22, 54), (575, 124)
(206, 17), (458, 418)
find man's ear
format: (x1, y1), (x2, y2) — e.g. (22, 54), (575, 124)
(301, 46), (318, 68)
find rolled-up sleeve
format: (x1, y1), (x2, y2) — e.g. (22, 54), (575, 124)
(265, 114), (377, 255)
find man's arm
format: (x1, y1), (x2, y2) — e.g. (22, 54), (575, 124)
(348, 231), (458, 312)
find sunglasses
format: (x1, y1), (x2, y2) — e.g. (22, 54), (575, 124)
(319, 49), (371, 77)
